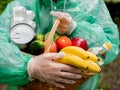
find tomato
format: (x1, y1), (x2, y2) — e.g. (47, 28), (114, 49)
(44, 40), (57, 53)
(56, 36), (72, 50)
(49, 42), (57, 53)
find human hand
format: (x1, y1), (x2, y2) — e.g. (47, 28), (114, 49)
(27, 52), (82, 89)
(50, 11), (76, 35)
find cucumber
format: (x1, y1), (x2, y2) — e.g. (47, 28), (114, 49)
(27, 40), (44, 55)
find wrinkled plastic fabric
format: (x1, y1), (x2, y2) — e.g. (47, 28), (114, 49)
(0, 1), (32, 85)
(0, 0), (119, 90)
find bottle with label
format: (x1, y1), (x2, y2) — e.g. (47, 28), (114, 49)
(88, 42), (112, 66)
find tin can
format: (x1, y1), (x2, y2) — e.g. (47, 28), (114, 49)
(10, 23), (35, 49)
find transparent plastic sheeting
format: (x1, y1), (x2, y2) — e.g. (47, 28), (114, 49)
(0, 0), (119, 90)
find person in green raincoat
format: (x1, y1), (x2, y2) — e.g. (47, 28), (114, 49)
(0, 0), (119, 90)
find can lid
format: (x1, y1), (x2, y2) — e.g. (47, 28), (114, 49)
(10, 23), (35, 44)
(103, 42), (112, 50)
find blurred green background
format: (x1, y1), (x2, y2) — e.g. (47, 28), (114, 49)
(0, 0), (120, 90)
(0, 0), (12, 14)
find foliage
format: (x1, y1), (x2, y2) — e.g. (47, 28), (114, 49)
(0, 0), (12, 14)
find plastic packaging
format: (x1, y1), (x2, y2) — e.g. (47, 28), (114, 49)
(12, 6), (26, 17)
(88, 42), (112, 65)
(13, 17), (25, 25)
(12, 6), (36, 29)
(12, 6), (26, 26)
(26, 10), (35, 21)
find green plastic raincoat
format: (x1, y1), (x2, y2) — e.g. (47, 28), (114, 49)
(0, 0), (119, 90)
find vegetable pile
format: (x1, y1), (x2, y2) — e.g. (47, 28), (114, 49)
(24, 32), (101, 73)
(26, 32), (88, 55)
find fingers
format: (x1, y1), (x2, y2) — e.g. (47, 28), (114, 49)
(50, 11), (70, 18)
(58, 23), (68, 29)
(55, 64), (82, 79)
(48, 77), (76, 89)
(50, 11), (71, 22)
(60, 72), (82, 80)
(51, 11), (72, 34)
(57, 28), (67, 34)
(50, 11), (64, 19)
(55, 77), (76, 84)
(60, 64), (82, 74)
(42, 52), (65, 60)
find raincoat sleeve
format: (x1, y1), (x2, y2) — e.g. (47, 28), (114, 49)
(70, 0), (119, 64)
(0, 1), (32, 86)
(68, 0), (119, 90)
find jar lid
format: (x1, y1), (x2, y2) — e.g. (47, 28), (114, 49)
(10, 23), (35, 44)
